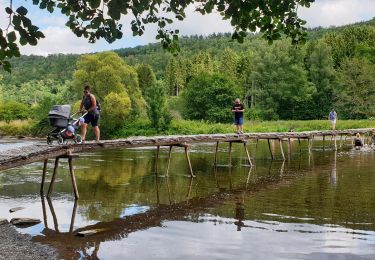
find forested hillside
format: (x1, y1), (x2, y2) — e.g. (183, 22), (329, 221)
(1, 18), (374, 137)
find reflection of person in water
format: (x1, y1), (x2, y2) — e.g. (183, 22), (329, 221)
(354, 133), (363, 150)
(234, 202), (245, 231)
(330, 151), (337, 186)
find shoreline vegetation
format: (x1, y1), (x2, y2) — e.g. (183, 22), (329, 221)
(1, 119), (374, 139)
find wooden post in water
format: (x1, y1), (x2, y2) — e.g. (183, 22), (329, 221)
(184, 146), (195, 177)
(243, 142), (253, 167)
(69, 199), (78, 233)
(267, 139), (274, 160)
(298, 138), (302, 154)
(68, 156), (79, 199)
(308, 137), (312, 154)
(287, 138), (291, 156)
(47, 197), (59, 232)
(228, 141), (233, 166)
(279, 139), (285, 161)
(213, 141), (219, 166)
(47, 157), (60, 197)
(40, 159), (48, 194)
(323, 135), (325, 151)
(155, 145), (160, 174)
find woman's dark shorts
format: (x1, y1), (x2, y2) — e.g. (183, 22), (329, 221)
(83, 113), (100, 127)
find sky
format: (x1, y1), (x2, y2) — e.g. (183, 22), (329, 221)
(1, 0), (375, 55)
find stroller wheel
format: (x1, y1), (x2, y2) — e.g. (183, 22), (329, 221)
(47, 136), (53, 145)
(57, 136), (66, 145)
(74, 134), (83, 144)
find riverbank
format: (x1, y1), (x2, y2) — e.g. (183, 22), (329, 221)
(1, 119), (375, 139)
(0, 223), (57, 260)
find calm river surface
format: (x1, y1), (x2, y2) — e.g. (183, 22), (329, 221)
(0, 138), (375, 259)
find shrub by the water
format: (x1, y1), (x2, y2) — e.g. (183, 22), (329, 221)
(182, 73), (241, 123)
(0, 101), (30, 122)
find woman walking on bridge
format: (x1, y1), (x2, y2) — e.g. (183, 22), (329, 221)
(80, 85), (100, 142)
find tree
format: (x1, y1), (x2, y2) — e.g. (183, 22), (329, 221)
(165, 56), (187, 96)
(182, 73), (240, 123)
(305, 40), (336, 119)
(136, 64), (156, 96)
(101, 92), (132, 132)
(0, 0), (314, 71)
(145, 81), (171, 131)
(72, 51), (146, 118)
(335, 58), (375, 119)
(249, 40), (315, 120)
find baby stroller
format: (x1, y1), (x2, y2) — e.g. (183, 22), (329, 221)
(46, 105), (85, 145)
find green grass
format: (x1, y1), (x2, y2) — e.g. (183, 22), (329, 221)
(2, 119), (375, 139)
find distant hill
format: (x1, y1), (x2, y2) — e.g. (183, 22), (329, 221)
(1, 18), (374, 86)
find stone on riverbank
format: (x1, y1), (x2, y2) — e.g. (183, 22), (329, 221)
(10, 218), (41, 227)
(9, 206), (25, 213)
(0, 218), (8, 225)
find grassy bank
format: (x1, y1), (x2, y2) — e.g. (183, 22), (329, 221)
(2, 119), (375, 139)
(114, 119), (375, 137)
(0, 120), (34, 137)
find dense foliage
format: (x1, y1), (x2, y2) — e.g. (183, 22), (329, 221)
(1, 19), (375, 138)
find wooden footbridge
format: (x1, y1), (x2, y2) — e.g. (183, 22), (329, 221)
(1, 128), (374, 199)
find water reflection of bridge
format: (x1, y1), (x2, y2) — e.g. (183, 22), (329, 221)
(33, 163), (293, 258)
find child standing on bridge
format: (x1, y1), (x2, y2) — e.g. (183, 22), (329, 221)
(232, 98), (245, 134)
(328, 109), (337, 130)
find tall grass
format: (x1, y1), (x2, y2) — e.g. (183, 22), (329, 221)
(2, 119), (375, 138)
(0, 120), (34, 137)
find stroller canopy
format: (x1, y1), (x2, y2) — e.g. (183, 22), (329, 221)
(48, 105), (71, 119)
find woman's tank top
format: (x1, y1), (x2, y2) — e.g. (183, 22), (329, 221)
(83, 95), (99, 115)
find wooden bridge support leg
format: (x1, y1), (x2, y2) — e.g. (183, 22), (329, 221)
(279, 139), (285, 161)
(308, 138), (312, 154)
(243, 142), (253, 167)
(228, 141), (233, 166)
(47, 157), (60, 198)
(323, 135), (325, 151)
(68, 157), (79, 199)
(184, 146), (195, 178)
(40, 159), (48, 195)
(166, 146), (173, 176)
(47, 197), (59, 232)
(287, 138), (291, 156)
(213, 141), (219, 166)
(69, 199), (78, 233)
(41, 196), (48, 228)
(267, 139), (274, 160)
(298, 138), (302, 154)
(155, 145), (160, 174)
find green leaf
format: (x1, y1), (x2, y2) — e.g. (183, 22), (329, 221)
(5, 7), (13, 14)
(7, 31), (17, 43)
(16, 6), (28, 16)
(12, 15), (21, 27)
(89, 0), (101, 9)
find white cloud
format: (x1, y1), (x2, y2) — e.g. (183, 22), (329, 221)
(19, 26), (96, 56)
(299, 0), (375, 28)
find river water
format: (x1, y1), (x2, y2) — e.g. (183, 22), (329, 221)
(0, 139), (374, 259)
